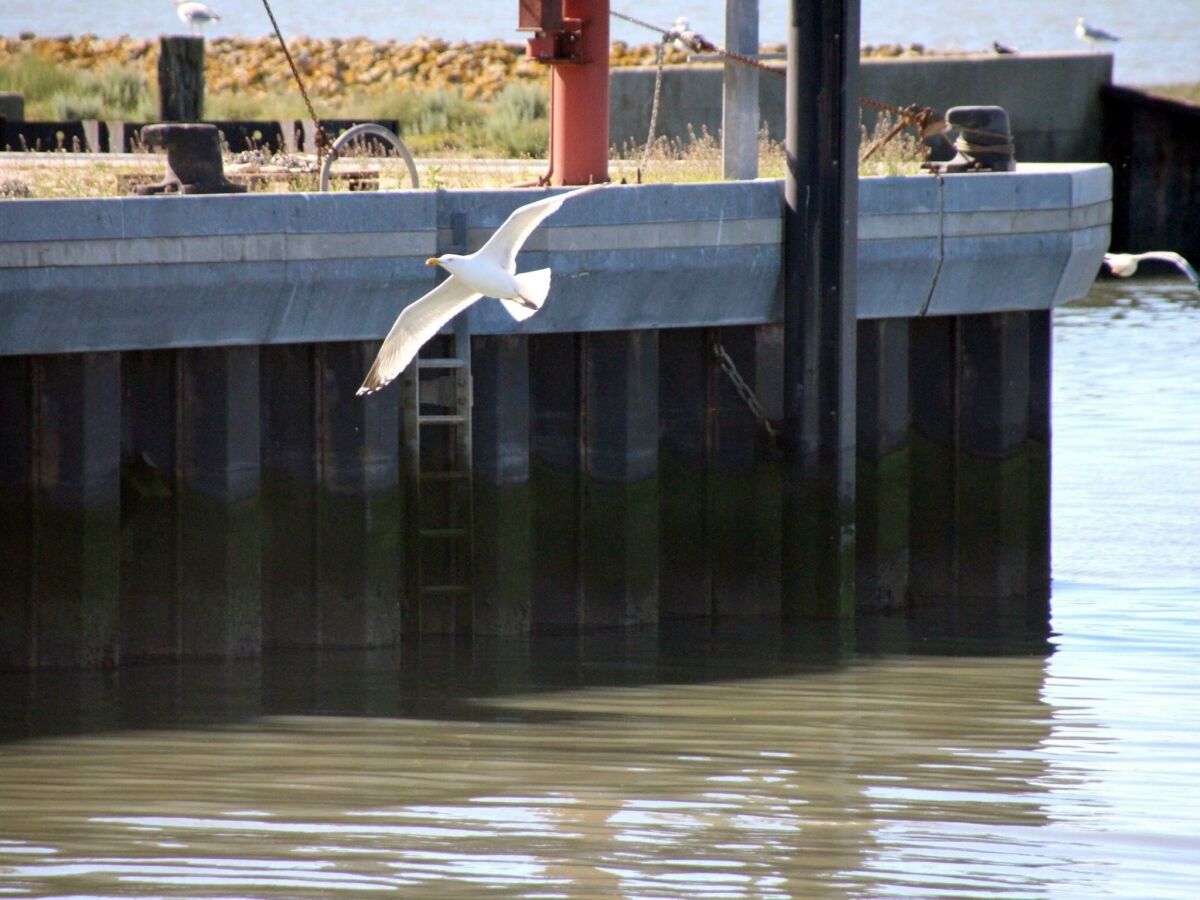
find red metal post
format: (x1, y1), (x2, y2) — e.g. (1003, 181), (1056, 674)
(551, 0), (609, 184)
(521, 1), (609, 185)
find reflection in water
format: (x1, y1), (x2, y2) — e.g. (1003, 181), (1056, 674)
(1, 281), (1198, 898)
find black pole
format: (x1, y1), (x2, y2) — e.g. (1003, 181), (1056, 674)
(781, 0), (860, 617)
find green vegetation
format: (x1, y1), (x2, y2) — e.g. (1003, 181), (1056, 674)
(0, 50), (553, 159)
(0, 53), (154, 120)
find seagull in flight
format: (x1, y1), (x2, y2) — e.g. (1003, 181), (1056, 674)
(175, 2), (220, 34)
(1075, 18), (1119, 47)
(358, 183), (607, 395)
(1103, 251), (1199, 288)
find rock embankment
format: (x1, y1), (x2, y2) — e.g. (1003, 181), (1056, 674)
(1, 34), (938, 100)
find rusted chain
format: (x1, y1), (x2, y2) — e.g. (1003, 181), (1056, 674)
(638, 43), (665, 180)
(611, 8), (783, 75)
(259, 0), (329, 162)
(712, 341), (778, 443)
(859, 97), (945, 160)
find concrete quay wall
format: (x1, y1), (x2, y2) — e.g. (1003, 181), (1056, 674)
(0, 168), (1109, 668)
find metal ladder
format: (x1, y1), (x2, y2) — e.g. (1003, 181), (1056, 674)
(400, 258), (473, 634)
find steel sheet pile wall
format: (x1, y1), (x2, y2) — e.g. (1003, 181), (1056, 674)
(0, 171), (1107, 667)
(1103, 85), (1200, 264)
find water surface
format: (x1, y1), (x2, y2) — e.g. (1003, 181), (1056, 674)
(1, 279), (1198, 897)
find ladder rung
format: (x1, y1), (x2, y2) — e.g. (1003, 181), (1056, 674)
(419, 528), (468, 538)
(419, 471), (469, 481)
(421, 584), (470, 594)
(417, 358), (467, 369)
(418, 414), (467, 425)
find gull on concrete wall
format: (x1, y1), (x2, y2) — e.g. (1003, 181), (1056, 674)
(1103, 251), (1199, 288)
(358, 183), (608, 395)
(1075, 18), (1119, 48)
(175, 2), (220, 34)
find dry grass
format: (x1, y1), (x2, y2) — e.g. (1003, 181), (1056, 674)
(0, 113), (927, 200)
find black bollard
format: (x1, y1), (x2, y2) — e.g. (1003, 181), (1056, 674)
(136, 123), (246, 195)
(927, 105), (1017, 173)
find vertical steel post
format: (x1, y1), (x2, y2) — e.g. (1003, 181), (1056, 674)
(551, 0), (610, 184)
(723, 0), (760, 179)
(781, 0), (860, 617)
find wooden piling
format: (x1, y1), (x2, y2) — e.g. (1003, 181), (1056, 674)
(580, 331), (659, 627)
(856, 318), (911, 611)
(782, 0), (860, 617)
(0, 356), (34, 667)
(315, 343), (402, 647)
(529, 333), (583, 631)
(260, 344), (318, 649)
(120, 351), (181, 660)
(32, 354), (121, 668)
(177, 346), (261, 657)
(471, 334), (533, 635)
(158, 36), (205, 122)
(657, 328), (712, 618)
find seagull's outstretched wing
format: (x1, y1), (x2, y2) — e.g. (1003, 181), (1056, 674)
(1142, 251), (1199, 286)
(475, 183), (607, 272)
(357, 277), (482, 395)
(1104, 251), (1200, 287)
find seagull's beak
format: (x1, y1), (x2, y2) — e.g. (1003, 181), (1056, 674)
(425, 257), (440, 266)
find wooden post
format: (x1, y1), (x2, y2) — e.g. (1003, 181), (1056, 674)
(158, 36), (205, 122)
(723, 0), (760, 179)
(781, 0), (859, 617)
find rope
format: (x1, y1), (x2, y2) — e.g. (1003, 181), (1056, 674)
(259, 0), (329, 162)
(953, 126), (1015, 156)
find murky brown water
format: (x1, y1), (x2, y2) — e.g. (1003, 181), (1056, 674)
(2, 280), (1198, 898)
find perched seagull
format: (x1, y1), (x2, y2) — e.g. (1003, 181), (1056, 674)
(1075, 18), (1119, 47)
(668, 17), (717, 55)
(358, 183), (607, 395)
(1103, 251), (1199, 287)
(175, 2), (220, 34)
(992, 40), (1019, 55)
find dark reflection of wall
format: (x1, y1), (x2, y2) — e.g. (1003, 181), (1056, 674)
(0, 613), (1062, 899)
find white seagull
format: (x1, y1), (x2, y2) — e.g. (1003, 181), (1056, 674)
(1075, 18), (1119, 47)
(358, 183), (607, 395)
(175, 2), (220, 34)
(669, 17), (717, 55)
(1103, 251), (1199, 287)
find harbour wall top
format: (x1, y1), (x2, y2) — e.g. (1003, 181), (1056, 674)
(0, 164), (1110, 356)
(611, 52), (1114, 163)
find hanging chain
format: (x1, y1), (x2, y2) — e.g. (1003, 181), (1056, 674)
(639, 42), (665, 179)
(259, 0), (329, 162)
(712, 341), (778, 441)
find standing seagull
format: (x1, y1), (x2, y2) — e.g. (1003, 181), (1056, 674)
(1075, 18), (1119, 48)
(1103, 251), (1199, 287)
(358, 183), (607, 395)
(175, 2), (221, 34)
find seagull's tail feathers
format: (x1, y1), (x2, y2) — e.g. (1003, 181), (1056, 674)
(501, 268), (552, 322)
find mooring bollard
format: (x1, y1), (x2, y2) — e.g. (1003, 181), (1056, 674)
(136, 123), (245, 195)
(927, 105), (1017, 173)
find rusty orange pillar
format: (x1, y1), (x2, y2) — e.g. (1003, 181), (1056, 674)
(521, 0), (610, 185)
(552, 0), (609, 184)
